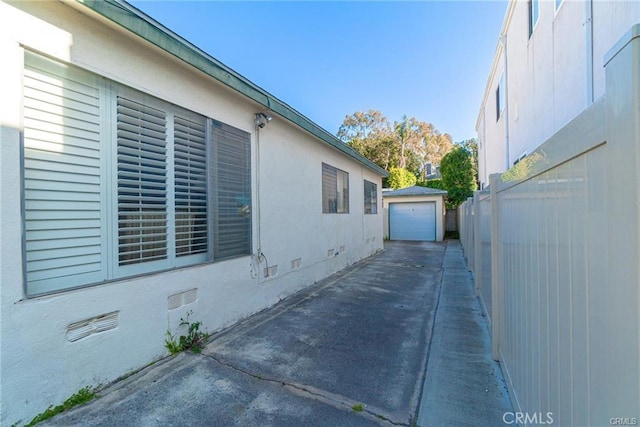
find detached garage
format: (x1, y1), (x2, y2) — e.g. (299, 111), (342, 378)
(382, 186), (447, 242)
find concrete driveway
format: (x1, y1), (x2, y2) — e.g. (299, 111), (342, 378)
(43, 241), (512, 426)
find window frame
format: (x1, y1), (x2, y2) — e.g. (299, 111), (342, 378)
(322, 162), (350, 214)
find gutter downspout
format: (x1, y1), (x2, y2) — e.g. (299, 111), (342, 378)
(585, 0), (595, 104)
(499, 35), (511, 169)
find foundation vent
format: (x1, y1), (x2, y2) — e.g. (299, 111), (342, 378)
(168, 288), (198, 310)
(66, 311), (119, 342)
(291, 258), (302, 269)
(263, 265), (278, 278)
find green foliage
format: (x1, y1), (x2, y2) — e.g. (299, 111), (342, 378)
(352, 403), (364, 412)
(417, 178), (445, 190)
(387, 167), (417, 189)
(440, 146), (477, 209)
(501, 152), (543, 182)
(26, 386), (98, 426)
(338, 110), (454, 176)
(165, 311), (210, 355)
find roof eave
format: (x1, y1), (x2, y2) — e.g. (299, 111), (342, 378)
(73, 0), (388, 177)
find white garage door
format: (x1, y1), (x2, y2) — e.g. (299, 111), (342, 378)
(389, 202), (436, 241)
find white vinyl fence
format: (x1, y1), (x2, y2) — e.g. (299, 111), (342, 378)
(459, 26), (640, 425)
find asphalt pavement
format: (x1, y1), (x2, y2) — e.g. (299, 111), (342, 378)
(42, 240), (512, 427)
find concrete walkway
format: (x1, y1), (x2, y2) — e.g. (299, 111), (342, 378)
(43, 240), (512, 426)
(417, 240), (513, 426)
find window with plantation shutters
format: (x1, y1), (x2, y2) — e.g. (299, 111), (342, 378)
(322, 163), (349, 214)
(22, 51), (252, 296)
(174, 114), (208, 261)
(116, 97), (168, 267)
(211, 120), (251, 260)
(23, 51), (106, 295)
(364, 180), (378, 214)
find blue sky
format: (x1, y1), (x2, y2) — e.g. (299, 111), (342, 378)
(129, 0), (508, 143)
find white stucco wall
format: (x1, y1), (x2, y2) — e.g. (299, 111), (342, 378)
(381, 195), (446, 242)
(0, 2), (384, 425)
(477, 0), (640, 187)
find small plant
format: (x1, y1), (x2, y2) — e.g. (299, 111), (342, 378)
(26, 385), (98, 426)
(351, 403), (364, 413)
(165, 311), (210, 354)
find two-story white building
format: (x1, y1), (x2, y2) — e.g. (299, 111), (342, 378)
(477, 0), (640, 188)
(0, 1), (387, 424)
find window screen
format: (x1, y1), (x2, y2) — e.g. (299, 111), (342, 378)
(211, 120), (251, 260)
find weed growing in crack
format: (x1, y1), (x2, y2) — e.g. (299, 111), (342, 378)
(352, 403), (364, 413)
(25, 385), (98, 426)
(165, 310), (210, 354)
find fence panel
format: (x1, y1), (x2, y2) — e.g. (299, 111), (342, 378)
(458, 26), (640, 424)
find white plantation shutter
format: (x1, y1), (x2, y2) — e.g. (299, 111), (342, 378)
(23, 52), (106, 295)
(116, 97), (168, 267)
(174, 114), (208, 263)
(322, 163), (349, 213)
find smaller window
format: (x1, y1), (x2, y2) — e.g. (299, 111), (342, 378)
(529, 0), (539, 37)
(555, 0), (563, 11)
(322, 163), (349, 214)
(364, 180), (377, 214)
(496, 74), (505, 121)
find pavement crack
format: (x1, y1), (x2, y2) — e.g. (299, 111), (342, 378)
(205, 353), (409, 426)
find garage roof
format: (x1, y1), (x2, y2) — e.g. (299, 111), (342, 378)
(382, 186), (447, 197)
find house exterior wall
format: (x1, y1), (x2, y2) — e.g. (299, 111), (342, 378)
(0, 2), (383, 425)
(477, 0), (640, 188)
(382, 195), (445, 242)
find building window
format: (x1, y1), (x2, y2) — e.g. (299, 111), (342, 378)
(529, 0), (539, 37)
(364, 180), (378, 214)
(496, 73), (505, 121)
(22, 51), (251, 295)
(555, 0), (564, 11)
(322, 163), (349, 213)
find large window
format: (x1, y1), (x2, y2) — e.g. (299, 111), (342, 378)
(322, 163), (349, 214)
(364, 180), (378, 214)
(22, 51), (251, 295)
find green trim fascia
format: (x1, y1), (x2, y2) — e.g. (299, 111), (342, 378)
(76, 0), (388, 177)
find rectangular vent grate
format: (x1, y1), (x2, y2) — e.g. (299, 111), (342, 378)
(168, 288), (198, 310)
(263, 265), (278, 278)
(66, 311), (119, 342)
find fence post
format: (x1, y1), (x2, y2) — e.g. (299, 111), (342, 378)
(489, 173), (501, 361)
(473, 192), (481, 296)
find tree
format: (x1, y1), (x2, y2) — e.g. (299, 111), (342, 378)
(460, 138), (479, 189)
(440, 146), (477, 209)
(338, 110), (454, 178)
(387, 167), (417, 189)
